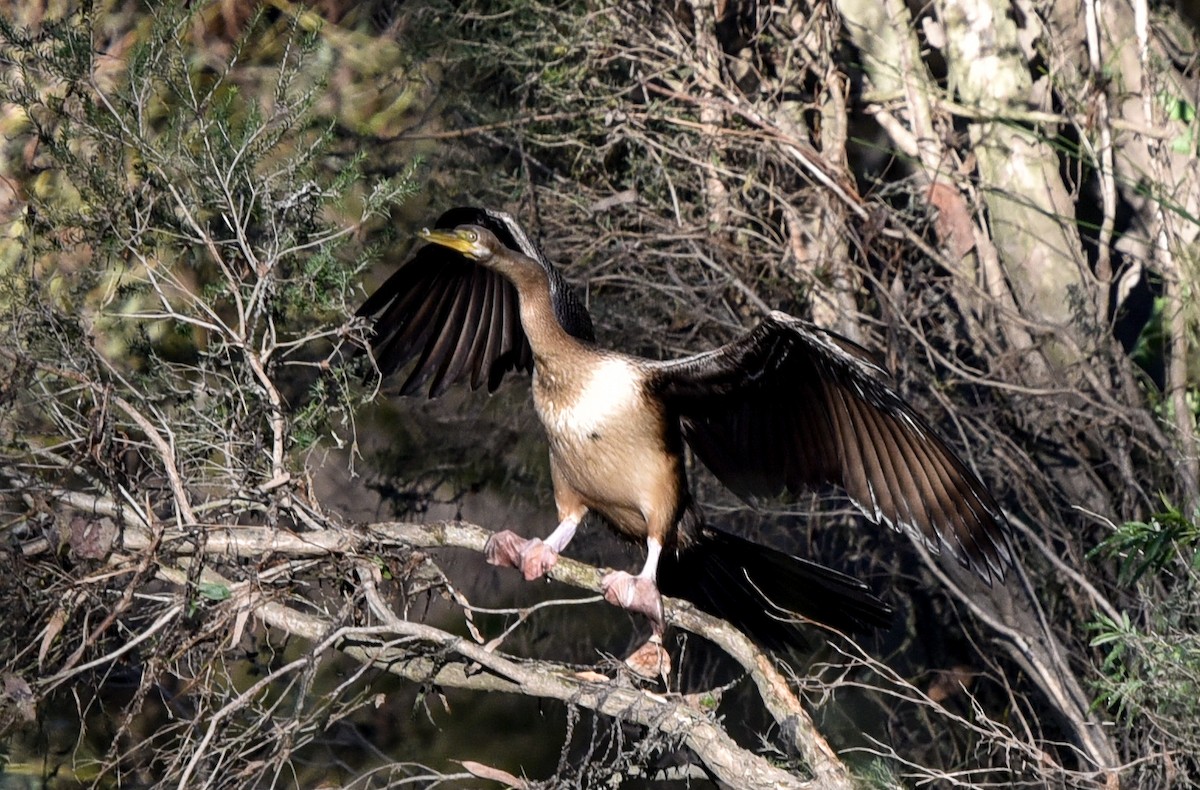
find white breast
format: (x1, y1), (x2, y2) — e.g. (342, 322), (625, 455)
(538, 356), (642, 440)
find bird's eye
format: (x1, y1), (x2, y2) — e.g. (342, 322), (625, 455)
(464, 230), (478, 243)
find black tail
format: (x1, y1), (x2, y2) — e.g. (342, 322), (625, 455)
(656, 525), (893, 648)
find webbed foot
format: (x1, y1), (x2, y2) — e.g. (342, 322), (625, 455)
(517, 538), (560, 581)
(623, 635), (671, 680)
(484, 531), (560, 581)
(484, 530), (527, 569)
(601, 570), (665, 629)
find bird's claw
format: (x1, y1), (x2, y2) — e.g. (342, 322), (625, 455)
(623, 634), (671, 681)
(601, 571), (665, 629)
(484, 531), (560, 581)
(484, 530), (527, 569)
(518, 538), (560, 581)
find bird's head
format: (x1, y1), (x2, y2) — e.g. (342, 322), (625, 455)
(418, 224), (499, 262)
(419, 223), (547, 287)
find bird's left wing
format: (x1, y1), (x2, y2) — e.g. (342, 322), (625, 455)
(646, 311), (1013, 583)
(356, 207), (594, 397)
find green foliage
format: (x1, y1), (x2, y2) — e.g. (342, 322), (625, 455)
(1129, 294), (1200, 422)
(1088, 503), (1200, 776)
(1160, 89), (1198, 154)
(0, 3), (415, 495)
(0, 8), (422, 780)
(1088, 499), (1200, 583)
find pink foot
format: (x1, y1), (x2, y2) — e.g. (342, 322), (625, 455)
(624, 636), (671, 680)
(484, 531), (560, 581)
(484, 530), (527, 569)
(518, 538), (560, 581)
(601, 571), (665, 628)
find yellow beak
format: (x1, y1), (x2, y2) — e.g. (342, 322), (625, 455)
(419, 228), (477, 255)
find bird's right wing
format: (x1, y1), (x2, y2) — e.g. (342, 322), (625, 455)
(647, 311), (1013, 583)
(356, 207), (594, 397)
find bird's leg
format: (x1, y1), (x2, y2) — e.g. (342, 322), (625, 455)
(484, 513), (581, 581)
(602, 539), (671, 679)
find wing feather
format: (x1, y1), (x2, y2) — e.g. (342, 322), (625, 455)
(356, 207), (594, 397)
(432, 265), (490, 395)
(395, 268), (466, 395)
(466, 270), (499, 390)
(649, 311), (1012, 582)
(421, 269), (477, 397)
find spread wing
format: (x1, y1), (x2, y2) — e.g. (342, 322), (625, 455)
(356, 207), (594, 396)
(646, 311), (1013, 583)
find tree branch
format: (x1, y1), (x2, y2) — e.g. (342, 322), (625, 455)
(126, 523), (834, 789)
(119, 517), (856, 788)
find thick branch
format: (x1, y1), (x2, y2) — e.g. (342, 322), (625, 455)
(121, 518), (855, 788)
(143, 540), (822, 789)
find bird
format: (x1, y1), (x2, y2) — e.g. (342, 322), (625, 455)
(356, 206), (1013, 674)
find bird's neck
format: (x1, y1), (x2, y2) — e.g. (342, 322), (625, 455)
(508, 268), (591, 369)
